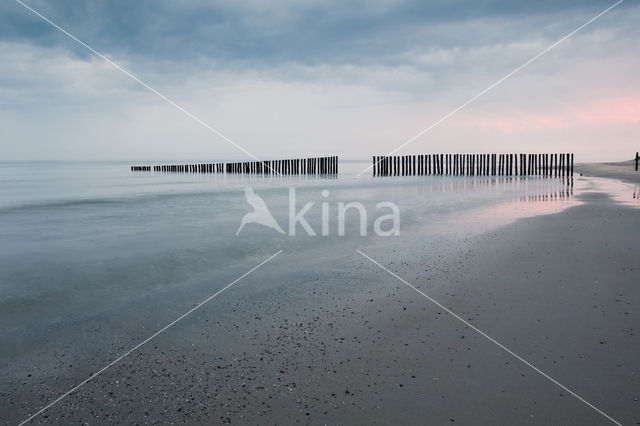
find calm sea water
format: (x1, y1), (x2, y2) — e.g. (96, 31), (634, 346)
(0, 159), (580, 306)
(0, 159), (602, 423)
(3, 160), (638, 424)
(0, 160), (582, 330)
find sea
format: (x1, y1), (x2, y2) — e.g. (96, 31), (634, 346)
(1, 159), (632, 423)
(0, 159), (591, 321)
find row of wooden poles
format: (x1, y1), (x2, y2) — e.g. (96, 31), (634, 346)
(373, 153), (574, 177)
(131, 156), (338, 175)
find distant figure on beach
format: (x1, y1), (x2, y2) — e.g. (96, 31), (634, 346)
(236, 186), (285, 235)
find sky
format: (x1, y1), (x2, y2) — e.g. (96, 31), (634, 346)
(0, 0), (638, 162)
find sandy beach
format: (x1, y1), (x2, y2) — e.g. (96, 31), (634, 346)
(576, 160), (640, 184)
(2, 171), (638, 425)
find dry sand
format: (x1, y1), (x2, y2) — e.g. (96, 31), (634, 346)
(4, 176), (639, 425)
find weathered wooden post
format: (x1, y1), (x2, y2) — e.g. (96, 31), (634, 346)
(570, 153), (574, 177)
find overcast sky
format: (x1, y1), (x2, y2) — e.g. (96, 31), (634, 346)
(1, 0), (638, 162)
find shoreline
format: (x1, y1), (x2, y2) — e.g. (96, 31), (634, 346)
(576, 160), (640, 185)
(2, 175), (638, 424)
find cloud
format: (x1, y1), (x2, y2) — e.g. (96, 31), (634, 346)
(1, 0), (628, 66)
(0, 0), (639, 161)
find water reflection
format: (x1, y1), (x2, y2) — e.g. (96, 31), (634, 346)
(435, 176), (638, 237)
(516, 187), (573, 202)
(413, 178), (579, 237)
(574, 176), (640, 207)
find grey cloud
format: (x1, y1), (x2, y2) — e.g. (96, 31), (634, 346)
(2, 0), (628, 68)
(1, 0), (638, 161)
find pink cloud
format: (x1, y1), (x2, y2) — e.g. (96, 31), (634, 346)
(464, 96), (640, 133)
(568, 97), (640, 126)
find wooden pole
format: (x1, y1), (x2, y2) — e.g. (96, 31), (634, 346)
(570, 153), (574, 177)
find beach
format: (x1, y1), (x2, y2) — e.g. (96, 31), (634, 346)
(576, 160), (640, 184)
(1, 163), (638, 425)
(4, 0), (640, 423)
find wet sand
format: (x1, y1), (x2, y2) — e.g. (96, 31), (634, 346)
(576, 160), (640, 184)
(3, 176), (639, 425)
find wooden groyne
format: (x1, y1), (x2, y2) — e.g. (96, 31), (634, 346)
(372, 153), (574, 178)
(131, 156), (338, 175)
